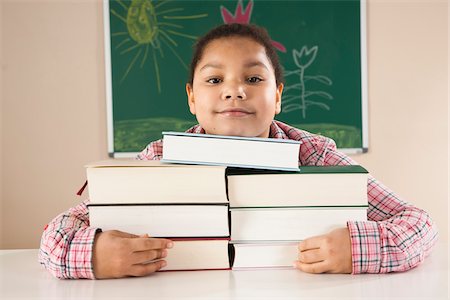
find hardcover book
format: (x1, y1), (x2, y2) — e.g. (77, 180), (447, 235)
(227, 165), (368, 208)
(161, 132), (301, 171)
(89, 204), (230, 238)
(230, 207), (367, 242)
(161, 238), (231, 271)
(86, 160), (228, 204)
(231, 242), (299, 270)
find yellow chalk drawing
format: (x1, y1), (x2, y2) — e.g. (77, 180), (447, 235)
(111, 0), (207, 92)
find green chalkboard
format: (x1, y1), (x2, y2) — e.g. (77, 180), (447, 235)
(105, 0), (368, 156)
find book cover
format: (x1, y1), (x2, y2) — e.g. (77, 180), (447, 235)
(161, 132), (301, 171)
(159, 238), (231, 271)
(86, 159), (228, 204)
(231, 241), (299, 270)
(227, 165), (369, 208)
(230, 207), (367, 241)
(89, 204), (230, 238)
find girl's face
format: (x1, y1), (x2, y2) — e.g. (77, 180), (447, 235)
(186, 37), (283, 138)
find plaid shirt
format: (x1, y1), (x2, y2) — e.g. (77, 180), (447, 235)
(39, 120), (438, 279)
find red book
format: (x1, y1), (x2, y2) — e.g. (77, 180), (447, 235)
(157, 238), (231, 271)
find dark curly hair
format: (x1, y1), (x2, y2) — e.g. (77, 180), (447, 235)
(188, 23), (284, 86)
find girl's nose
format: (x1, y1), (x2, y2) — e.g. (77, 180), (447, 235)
(222, 85), (247, 101)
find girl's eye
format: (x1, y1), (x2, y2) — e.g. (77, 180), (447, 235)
(247, 76), (262, 83)
(207, 78), (222, 84)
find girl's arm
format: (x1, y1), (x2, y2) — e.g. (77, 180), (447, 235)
(39, 137), (169, 279)
(347, 176), (438, 273)
(39, 198), (100, 279)
(39, 198), (172, 279)
(320, 142), (439, 274)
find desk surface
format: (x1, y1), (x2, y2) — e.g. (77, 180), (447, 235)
(0, 242), (448, 300)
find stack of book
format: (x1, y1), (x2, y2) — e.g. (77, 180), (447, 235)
(161, 131), (368, 269)
(86, 160), (230, 271)
(87, 132), (369, 271)
(227, 165), (369, 269)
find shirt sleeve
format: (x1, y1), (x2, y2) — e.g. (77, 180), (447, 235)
(136, 139), (163, 160)
(38, 198), (100, 279)
(136, 125), (201, 161)
(318, 139), (439, 274)
(39, 137), (164, 279)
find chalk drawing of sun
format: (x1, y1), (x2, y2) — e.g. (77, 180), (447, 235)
(110, 0), (207, 93)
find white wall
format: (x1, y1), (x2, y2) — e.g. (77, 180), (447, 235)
(0, 0), (4, 248)
(352, 0), (449, 241)
(1, 0), (448, 248)
(2, 1), (108, 248)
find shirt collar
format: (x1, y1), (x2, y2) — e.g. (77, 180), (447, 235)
(269, 121), (289, 139)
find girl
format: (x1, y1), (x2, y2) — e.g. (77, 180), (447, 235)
(39, 23), (438, 279)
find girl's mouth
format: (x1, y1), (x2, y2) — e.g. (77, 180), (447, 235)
(218, 108), (253, 117)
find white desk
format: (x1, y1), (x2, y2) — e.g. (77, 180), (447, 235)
(0, 242), (448, 300)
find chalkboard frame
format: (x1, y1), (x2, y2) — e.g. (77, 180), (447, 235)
(103, 0), (368, 157)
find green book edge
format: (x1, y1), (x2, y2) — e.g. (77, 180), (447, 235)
(226, 165), (368, 176)
(229, 205), (369, 209)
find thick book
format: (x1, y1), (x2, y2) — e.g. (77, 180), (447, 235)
(85, 160), (228, 204)
(160, 238), (231, 271)
(88, 204), (230, 238)
(231, 242), (298, 270)
(227, 165), (368, 208)
(161, 132), (301, 171)
(230, 207), (367, 241)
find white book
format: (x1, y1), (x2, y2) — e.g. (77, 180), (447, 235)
(232, 242), (299, 270)
(227, 165), (368, 207)
(161, 132), (301, 171)
(160, 238), (230, 271)
(85, 160), (228, 204)
(230, 207), (367, 241)
(89, 204), (230, 237)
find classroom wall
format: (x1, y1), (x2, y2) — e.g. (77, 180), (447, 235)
(2, 1), (108, 249)
(355, 0), (449, 243)
(0, 0), (3, 248)
(1, 0), (448, 249)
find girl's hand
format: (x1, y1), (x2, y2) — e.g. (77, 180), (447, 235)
(92, 230), (173, 279)
(294, 227), (352, 274)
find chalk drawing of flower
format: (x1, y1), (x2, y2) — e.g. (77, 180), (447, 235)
(284, 46), (333, 118)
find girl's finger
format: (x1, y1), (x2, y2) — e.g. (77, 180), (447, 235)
(131, 249), (167, 264)
(130, 237), (173, 252)
(128, 260), (167, 277)
(293, 260), (329, 274)
(298, 248), (324, 264)
(298, 235), (324, 252)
